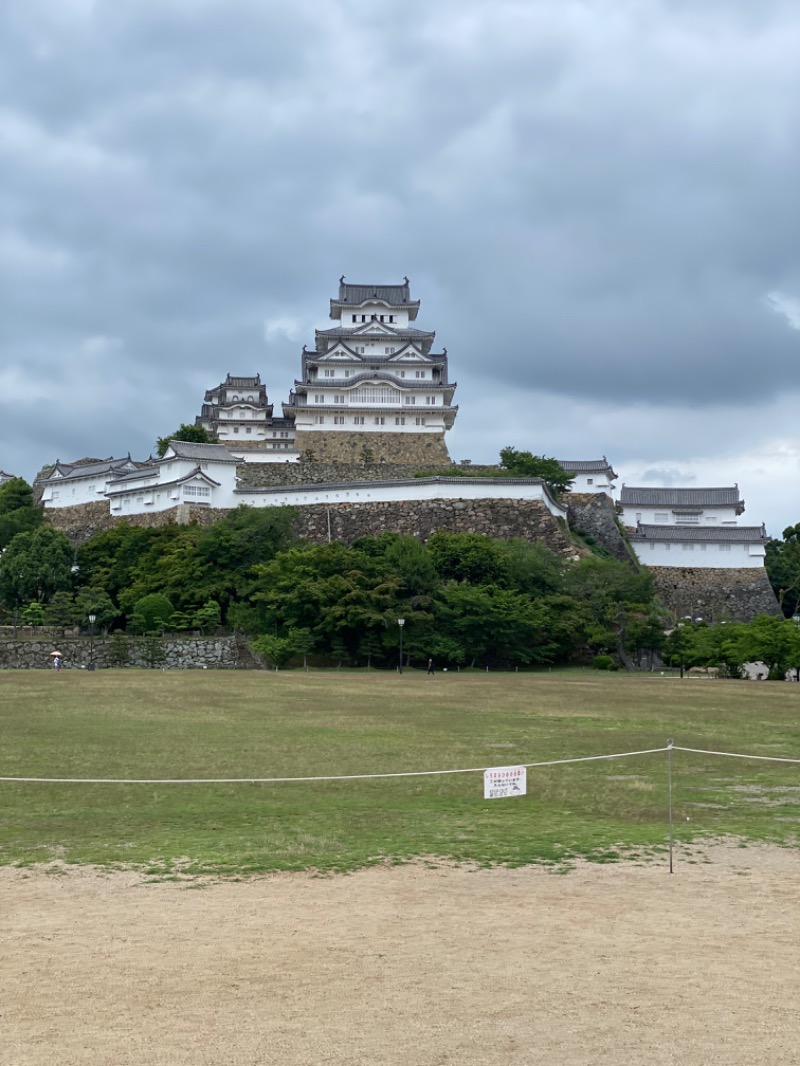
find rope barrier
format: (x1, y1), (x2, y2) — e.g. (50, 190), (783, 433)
(1, 744), (797, 785)
(672, 745), (800, 765)
(0, 746), (670, 785)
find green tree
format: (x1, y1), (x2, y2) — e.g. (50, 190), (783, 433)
(0, 477), (43, 550)
(193, 600), (222, 635)
(498, 447), (575, 497)
(251, 633), (293, 669)
(132, 593), (174, 633)
(45, 591), (76, 636)
(289, 627), (315, 669)
(0, 527), (74, 608)
(73, 586), (117, 632)
(427, 532), (509, 586)
(765, 524), (800, 619)
(155, 423), (213, 458)
(356, 629), (384, 669)
(20, 601), (45, 630)
(738, 615), (796, 680)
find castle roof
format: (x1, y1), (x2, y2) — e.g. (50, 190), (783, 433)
(330, 277), (420, 320)
(0, 470), (16, 481)
(620, 486), (743, 509)
(162, 441), (240, 463)
(37, 456), (142, 484)
(558, 458), (617, 477)
(630, 524), (767, 543)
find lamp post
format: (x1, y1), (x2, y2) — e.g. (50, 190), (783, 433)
(88, 612), (96, 671)
(397, 618), (405, 674)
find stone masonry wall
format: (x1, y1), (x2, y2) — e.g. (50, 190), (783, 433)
(566, 493), (636, 563)
(650, 567), (781, 623)
(236, 460), (442, 489)
(293, 430), (451, 466)
(44, 496), (580, 557)
(0, 635), (243, 670)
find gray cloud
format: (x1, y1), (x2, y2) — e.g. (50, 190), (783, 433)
(1, 0), (799, 531)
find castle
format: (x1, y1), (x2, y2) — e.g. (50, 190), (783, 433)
(24, 277), (777, 619)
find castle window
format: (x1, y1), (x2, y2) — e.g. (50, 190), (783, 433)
(719, 544), (731, 552)
(352, 315), (357, 322)
(374, 416), (385, 425)
(395, 417), (405, 426)
(379, 315), (384, 322)
(587, 478), (593, 485)
(415, 417), (426, 426)
(415, 370), (424, 378)
(353, 416), (365, 425)
(400, 371), (406, 378)
(334, 416), (345, 425)
(425, 396), (435, 405)
(389, 315), (395, 323)
(246, 427), (252, 433)
(682, 544), (694, 551)
(404, 395), (416, 405)
(314, 394), (325, 403)
(234, 426), (240, 433)
(314, 415), (325, 424)
(385, 347), (394, 354)
(333, 394), (345, 403)
(324, 369), (335, 377)
(371, 314), (377, 321)
(361, 315), (366, 322)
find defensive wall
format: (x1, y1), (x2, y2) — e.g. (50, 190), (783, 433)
(43, 497), (580, 557)
(0, 635), (244, 670)
(650, 567), (781, 622)
(38, 474), (782, 622)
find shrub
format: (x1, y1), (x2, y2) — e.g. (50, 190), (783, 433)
(592, 654), (619, 672)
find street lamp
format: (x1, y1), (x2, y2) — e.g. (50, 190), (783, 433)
(88, 612), (96, 671)
(397, 618), (405, 674)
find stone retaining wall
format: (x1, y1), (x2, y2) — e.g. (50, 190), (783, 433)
(0, 636), (244, 670)
(44, 496), (580, 556)
(566, 493), (636, 563)
(292, 430), (451, 465)
(649, 567), (781, 622)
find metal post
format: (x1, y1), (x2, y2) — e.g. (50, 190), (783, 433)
(667, 737), (674, 874)
(398, 618), (405, 674)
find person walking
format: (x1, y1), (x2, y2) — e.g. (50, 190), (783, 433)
(427, 658), (435, 676)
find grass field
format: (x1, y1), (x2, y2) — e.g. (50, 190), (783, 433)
(1, 669), (798, 874)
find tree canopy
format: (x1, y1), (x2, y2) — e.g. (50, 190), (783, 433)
(155, 423), (214, 458)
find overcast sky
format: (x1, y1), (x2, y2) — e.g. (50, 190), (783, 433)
(2, 0), (799, 536)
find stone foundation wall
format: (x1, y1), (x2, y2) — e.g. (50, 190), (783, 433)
(649, 567), (781, 623)
(293, 430), (451, 466)
(566, 493), (636, 563)
(0, 635), (244, 670)
(289, 498), (577, 553)
(44, 497), (579, 556)
(236, 460), (438, 489)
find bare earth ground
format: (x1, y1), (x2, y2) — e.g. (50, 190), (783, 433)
(2, 844), (799, 1066)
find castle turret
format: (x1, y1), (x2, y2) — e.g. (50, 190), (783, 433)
(285, 278), (458, 463)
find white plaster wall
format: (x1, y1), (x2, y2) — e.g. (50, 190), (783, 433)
(235, 479), (567, 519)
(571, 474), (615, 493)
(42, 477), (114, 507)
(632, 541), (766, 569)
(292, 413), (448, 433)
(620, 504), (741, 526)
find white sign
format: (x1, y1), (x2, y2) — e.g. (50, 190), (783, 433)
(483, 765), (527, 799)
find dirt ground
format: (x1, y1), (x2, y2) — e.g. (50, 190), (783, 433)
(2, 843), (799, 1066)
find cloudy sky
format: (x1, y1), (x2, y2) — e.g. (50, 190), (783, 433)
(2, 0), (799, 535)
